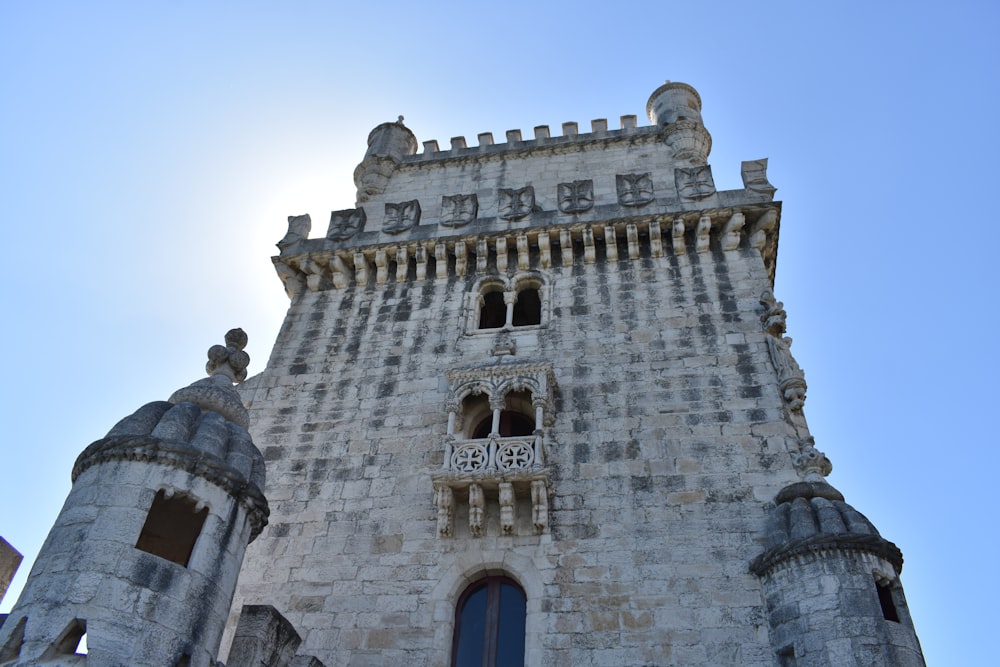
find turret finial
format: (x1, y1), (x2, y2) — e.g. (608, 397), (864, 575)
(206, 328), (250, 383)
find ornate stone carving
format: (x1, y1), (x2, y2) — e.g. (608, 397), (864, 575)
(468, 483), (484, 536)
(327, 208), (366, 241)
(435, 485), (454, 537)
(675, 165), (716, 201)
(616, 173), (654, 207)
(791, 436), (832, 481)
(206, 328), (250, 383)
(440, 194), (478, 228)
(499, 482), (515, 535)
(558, 180), (594, 214)
(760, 290), (807, 410)
(498, 186), (535, 220)
(662, 120), (712, 164)
(445, 362), (557, 420)
(741, 158), (777, 199)
(383, 200), (420, 234)
(277, 214), (311, 250)
(531, 480), (548, 534)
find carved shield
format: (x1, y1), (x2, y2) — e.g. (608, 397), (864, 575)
(616, 173), (654, 207)
(383, 200), (421, 234)
(558, 180), (594, 214)
(498, 186), (535, 221)
(326, 208), (366, 241)
(675, 165), (717, 201)
(441, 194), (478, 228)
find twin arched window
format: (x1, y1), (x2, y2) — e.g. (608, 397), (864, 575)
(452, 576), (526, 667)
(476, 281), (542, 331)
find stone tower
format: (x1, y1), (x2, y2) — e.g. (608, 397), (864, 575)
(0, 331), (269, 667)
(228, 81), (925, 665)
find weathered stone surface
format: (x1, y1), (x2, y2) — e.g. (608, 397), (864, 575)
(227, 605), (302, 667)
(0, 537), (21, 605)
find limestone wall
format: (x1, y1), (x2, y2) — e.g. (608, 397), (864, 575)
(230, 242), (800, 666)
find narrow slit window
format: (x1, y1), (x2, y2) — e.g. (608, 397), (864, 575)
(135, 490), (208, 567)
(875, 578), (900, 623)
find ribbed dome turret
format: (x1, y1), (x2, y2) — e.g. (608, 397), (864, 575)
(750, 481), (902, 576)
(71, 329), (268, 539)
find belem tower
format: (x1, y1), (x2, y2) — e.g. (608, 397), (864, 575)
(0, 80), (925, 667)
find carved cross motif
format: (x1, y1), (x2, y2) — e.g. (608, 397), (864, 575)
(327, 208), (366, 241)
(383, 200), (421, 234)
(616, 173), (654, 207)
(675, 165), (717, 200)
(451, 443), (488, 472)
(497, 441), (533, 470)
(440, 194), (478, 228)
(498, 186), (535, 220)
(558, 180), (594, 214)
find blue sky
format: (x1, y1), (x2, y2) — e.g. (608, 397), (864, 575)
(1, 2), (997, 663)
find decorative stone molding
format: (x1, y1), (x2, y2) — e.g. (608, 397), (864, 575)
(750, 481), (903, 577)
(616, 173), (654, 207)
(760, 290), (807, 411)
(663, 120), (712, 164)
(445, 362), (557, 421)
(272, 204), (781, 298)
(557, 180), (594, 214)
(441, 194), (478, 228)
(327, 208), (366, 241)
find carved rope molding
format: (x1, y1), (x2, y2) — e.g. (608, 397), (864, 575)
(272, 204), (781, 298)
(73, 435), (270, 540)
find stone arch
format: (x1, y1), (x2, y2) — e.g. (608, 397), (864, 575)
(430, 550), (545, 666)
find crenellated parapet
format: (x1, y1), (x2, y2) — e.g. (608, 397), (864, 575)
(271, 80), (780, 297)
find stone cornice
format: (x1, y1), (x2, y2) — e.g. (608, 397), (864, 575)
(272, 202), (781, 297)
(74, 435), (270, 541)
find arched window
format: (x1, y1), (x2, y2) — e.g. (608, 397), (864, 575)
(478, 287), (506, 330)
(511, 287), (541, 326)
(452, 576), (526, 667)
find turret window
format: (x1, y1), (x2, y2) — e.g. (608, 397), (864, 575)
(875, 578), (900, 623)
(135, 490), (208, 567)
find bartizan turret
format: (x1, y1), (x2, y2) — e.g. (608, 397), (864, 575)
(0, 330), (268, 667)
(751, 450), (926, 666)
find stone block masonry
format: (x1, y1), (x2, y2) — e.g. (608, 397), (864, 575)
(225, 81), (924, 666)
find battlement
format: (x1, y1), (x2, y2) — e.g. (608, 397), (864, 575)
(414, 114), (649, 160)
